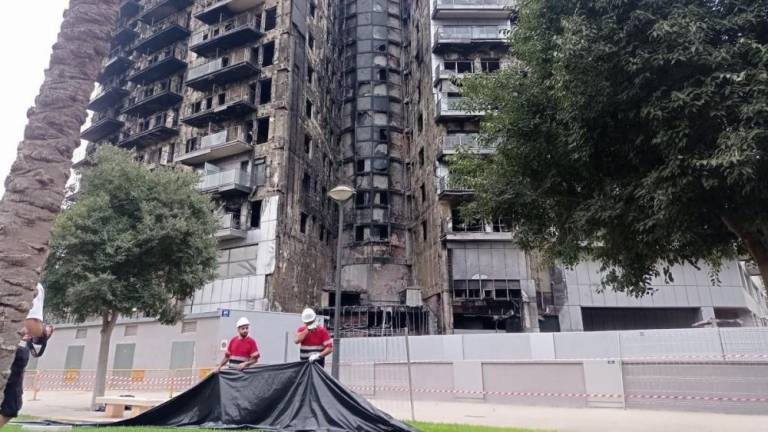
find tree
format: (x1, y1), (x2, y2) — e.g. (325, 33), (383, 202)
(456, 0), (768, 296)
(0, 0), (120, 394)
(43, 147), (219, 406)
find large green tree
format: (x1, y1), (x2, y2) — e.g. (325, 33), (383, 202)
(44, 147), (218, 406)
(456, 0), (768, 295)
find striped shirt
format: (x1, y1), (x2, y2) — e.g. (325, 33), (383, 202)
(297, 325), (333, 361)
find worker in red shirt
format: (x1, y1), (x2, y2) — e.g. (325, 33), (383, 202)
(216, 317), (260, 371)
(294, 308), (333, 367)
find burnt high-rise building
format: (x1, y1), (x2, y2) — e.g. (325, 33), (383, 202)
(80, 0), (767, 338)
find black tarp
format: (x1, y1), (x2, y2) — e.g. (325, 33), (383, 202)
(111, 362), (419, 431)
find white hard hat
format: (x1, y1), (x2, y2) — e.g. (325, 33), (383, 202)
(301, 308), (316, 323)
(236, 317), (250, 328)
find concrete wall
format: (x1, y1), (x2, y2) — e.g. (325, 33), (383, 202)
(37, 310), (302, 371)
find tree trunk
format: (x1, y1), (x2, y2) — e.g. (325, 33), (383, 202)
(721, 216), (768, 294)
(0, 0), (120, 395)
(92, 311), (118, 409)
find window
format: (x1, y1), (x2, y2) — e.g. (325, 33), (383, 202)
(302, 172), (311, 193)
(124, 325), (138, 336)
(113, 343), (136, 372)
(375, 191), (389, 206)
(218, 92), (226, 105)
(308, 34), (315, 50)
(377, 69), (387, 81)
(307, 66), (314, 84)
(256, 117), (270, 143)
(304, 135), (312, 154)
(422, 221), (428, 241)
(216, 246), (258, 278)
(261, 41), (275, 66)
(371, 225), (389, 241)
(418, 148), (424, 166)
(444, 60), (473, 74)
(356, 159), (366, 173)
(253, 158), (266, 186)
(259, 78), (272, 103)
(319, 226), (325, 241)
(309, 0), (316, 18)
(379, 129), (388, 141)
(250, 200), (262, 228)
(355, 226), (365, 241)
(481, 58), (501, 73)
(167, 142), (175, 163)
(355, 191), (368, 206)
(264, 7), (277, 31)
(305, 99), (313, 119)
(170, 341), (195, 369)
(181, 321), (197, 334)
(240, 160), (250, 172)
(420, 183), (426, 202)
(75, 328), (87, 339)
(64, 345), (85, 370)
(300, 213), (308, 234)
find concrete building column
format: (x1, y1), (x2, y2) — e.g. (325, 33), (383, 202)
(699, 306), (716, 323)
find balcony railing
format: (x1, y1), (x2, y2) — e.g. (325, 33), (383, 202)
(123, 78), (184, 116)
(134, 14), (191, 53)
(98, 50), (134, 84)
(186, 47), (259, 91)
(112, 18), (140, 46)
(439, 134), (497, 157)
(177, 125), (253, 164)
(118, 110), (179, 148)
(129, 44), (188, 84)
(194, 0), (261, 25)
(433, 25), (510, 53)
(181, 88), (256, 127)
(81, 111), (125, 142)
(216, 213), (246, 240)
(140, 0), (194, 24)
(437, 175), (474, 196)
(435, 95), (484, 119)
(432, 0), (514, 19)
(189, 13), (262, 56)
(199, 169), (252, 193)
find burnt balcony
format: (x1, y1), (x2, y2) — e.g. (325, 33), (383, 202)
(440, 217), (513, 242)
(435, 95), (485, 121)
(198, 168), (252, 194)
(112, 19), (140, 47)
(81, 112), (124, 142)
(432, 25), (510, 54)
(181, 89), (256, 127)
(437, 175), (474, 202)
(432, 0), (514, 19)
(186, 48), (259, 91)
(215, 213), (247, 240)
(118, 111), (179, 149)
(189, 13), (263, 57)
(98, 52), (134, 84)
(176, 126), (253, 165)
(122, 79), (184, 116)
(139, 0), (194, 24)
(129, 44), (188, 84)
(120, 0), (141, 19)
(88, 85), (129, 112)
(194, 0), (261, 25)
(133, 15), (191, 54)
(438, 133), (497, 158)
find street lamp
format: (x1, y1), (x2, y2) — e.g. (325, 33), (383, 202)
(328, 185), (355, 379)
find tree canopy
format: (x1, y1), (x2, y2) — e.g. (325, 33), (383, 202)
(44, 146), (219, 323)
(456, 0), (768, 295)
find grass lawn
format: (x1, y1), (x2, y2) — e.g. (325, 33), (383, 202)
(6, 422), (542, 432)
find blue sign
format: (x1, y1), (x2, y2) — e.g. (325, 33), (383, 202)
(221, 309), (231, 317)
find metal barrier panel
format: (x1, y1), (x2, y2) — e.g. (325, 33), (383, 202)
(482, 362), (588, 408)
(619, 329), (724, 360)
(622, 361), (768, 415)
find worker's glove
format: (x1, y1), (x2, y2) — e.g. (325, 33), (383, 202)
(308, 353), (321, 363)
(307, 322), (319, 330)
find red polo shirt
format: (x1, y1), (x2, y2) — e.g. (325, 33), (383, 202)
(298, 325), (333, 361)
(226, 336), (259, 362)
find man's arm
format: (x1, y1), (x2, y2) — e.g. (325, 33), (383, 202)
(294, 328), (309, 344)
(216, 352), (230, 371)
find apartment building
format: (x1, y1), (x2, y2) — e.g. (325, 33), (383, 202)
(81, 0), (343, 317)
(79, 0), (767, 336)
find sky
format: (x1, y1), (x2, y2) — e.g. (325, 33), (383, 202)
(0, 1), (84, 196)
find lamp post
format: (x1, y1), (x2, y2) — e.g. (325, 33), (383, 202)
(328, 185), (355, 379)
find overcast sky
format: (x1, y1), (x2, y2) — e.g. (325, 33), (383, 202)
(0, 1), (83, 197)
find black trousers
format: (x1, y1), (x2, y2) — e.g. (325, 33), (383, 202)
(1, 347), (30, 418)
